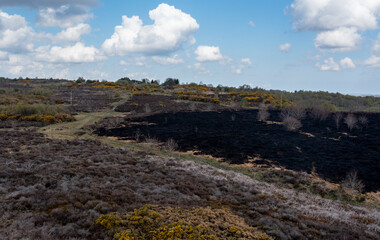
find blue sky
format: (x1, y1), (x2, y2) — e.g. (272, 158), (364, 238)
(1, 0), (380, 94)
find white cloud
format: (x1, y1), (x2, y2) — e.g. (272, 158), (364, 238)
(314, 27), (361, 52)
(371, 33), (380, 55)
(249, 21), (255, 27)
(194, 45), (223, 62)
(289, 0), (380, 52)
(0, 51), (9, 60)
(119, 57), (146, 66)
(0, 10), (35, 53)
(290, 0), (380, 31)
(134, 57), (146, 66)
(102, 3), (199, 56)
(36, 42), (104, 63)
(152, 54), (184, 65)
(0, 0), (98, 8)
(279, 43), (291, 52)
(187, 62), (210, 75)
(316, 57), (340, 71)
(231, 58), (252, 74)
(88, 69), (108, 79)
(241, 58), (252, 65)
(53, 23), (91, 43)
(120, 60), (128, 66)
(364, 55), (380, 68)
(36, 5), (93, 28)
(340, 57), (355, 69)
(365, 34), (380, 68)
(231, 66), (243, 75)
(54, 68), (70, 79)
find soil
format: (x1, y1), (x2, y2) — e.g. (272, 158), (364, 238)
(96, 110), (380, 192)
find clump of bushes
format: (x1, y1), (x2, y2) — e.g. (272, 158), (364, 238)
(283, 116), (302, 131)
(96, 205), (272, 240)
(0, 113), (74, 123)
(0, 102), (74, 123)
(178, 92), (221, 104)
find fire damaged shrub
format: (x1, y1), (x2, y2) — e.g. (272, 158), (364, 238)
(257, 104), (270, 122)
(344, 113), (357, 131)
(358, 115), (368, 128)
(96, 205), (272, 240)
(333, 112), (343, 130)
(309, 107), (329, 122)
(282, 116), (302, 131)
(280, 106), (306, 121)
(342, 170), (365, 193)
(165, 138), (178, 151)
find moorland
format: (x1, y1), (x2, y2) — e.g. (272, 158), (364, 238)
(0, 77), (379, 239)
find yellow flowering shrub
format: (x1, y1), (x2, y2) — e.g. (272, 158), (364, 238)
(96, 205), (272, 240)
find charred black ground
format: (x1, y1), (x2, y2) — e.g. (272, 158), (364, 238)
(97, 110), (380, 192)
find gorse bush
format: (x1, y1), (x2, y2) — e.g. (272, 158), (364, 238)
(96, 205), (272, 240)
(0, 102), (74, 123)
(0, 102), (68, 116)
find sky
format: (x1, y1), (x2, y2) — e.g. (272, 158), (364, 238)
(1, 0), (380, 94)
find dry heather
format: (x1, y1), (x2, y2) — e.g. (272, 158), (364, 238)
(0, 130), (379, 239)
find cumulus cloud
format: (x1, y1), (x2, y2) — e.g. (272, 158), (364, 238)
(231, 58), (252, 74)
(35, 42), (104, 63)
(290, 0), (380, 31)
(194, 46), (223, 62)
(364, 56), (380, 68)
(102, 3), (199, 56)
(316, 57), (340, 71)
(152, 54), (184, 65)
(241, 58), (252, 66)
(364, 34), (380, 68)
(36, 5), (93, 28)
(0, 51), (8, 60)
(314, 27), (361, 52)
(0, 0), (98, 8)
(187, 62), (210, 75)
(0, 10), (35, 53)
(119, 57), (146, 66)
(279, 43), (291, 52)
(53, 23), (91, 43)
(372, 34), (380, 56)
(340, 57), (355, 69)
(289, 0), (380, 52)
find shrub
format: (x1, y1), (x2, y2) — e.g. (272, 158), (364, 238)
(96, 205), (272, 240)
(257, 104), (270, 122)
(55, 98), (65, 104)
(283, 116), (302, 131)
(280, 106), (305, 120)
(358, 115), (368, 127)
(165, 138), (178, 151)
(333, 112), (343, 130)
(344, 113), (357, 131)
(342, 170), (365, 193)
(310, 107), (329, 122)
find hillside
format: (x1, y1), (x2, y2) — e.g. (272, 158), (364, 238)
(0, 78), (379, 239)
